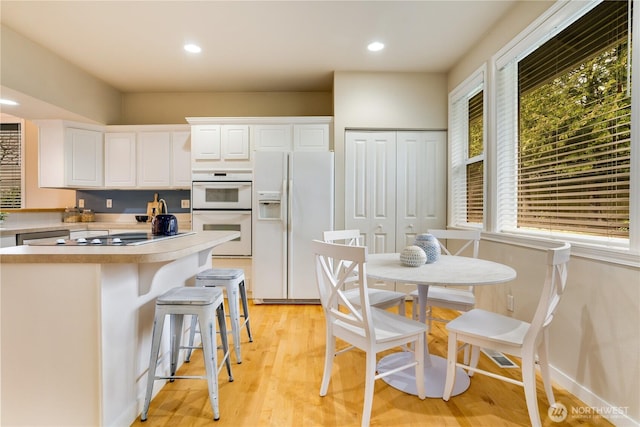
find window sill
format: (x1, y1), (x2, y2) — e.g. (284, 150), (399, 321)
(480, 231), (640, 269)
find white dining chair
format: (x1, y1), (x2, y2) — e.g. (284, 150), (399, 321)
(443, 243), (571, 427)
(409, 229), (481, 332)
(323, 229), (407, 314)
(312, 240), (426, 427)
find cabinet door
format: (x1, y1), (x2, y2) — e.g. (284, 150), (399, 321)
(253, 124), (292, 151)
(293, 124), (329, 151)
(171, 131), (191, 187)
(191, 125), (221, 160)
(137, 132), (171, 187)
(396, 131), (446, 250)
(221, 125), (250, 160)
(345, 131), (396, 254)
(104, 133), (136, 187)
(65, 128), (103, 187)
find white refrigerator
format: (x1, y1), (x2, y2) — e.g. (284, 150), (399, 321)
(252, 151), (334, 301)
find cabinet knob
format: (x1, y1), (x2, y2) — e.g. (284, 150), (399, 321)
(377, 224), (383, 229)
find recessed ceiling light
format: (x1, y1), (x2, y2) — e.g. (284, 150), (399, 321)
(0, 99), (18, 106)
(367, 41), (385, 52)
(184, 44), (202, 54)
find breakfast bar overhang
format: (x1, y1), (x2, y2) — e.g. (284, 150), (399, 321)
(0, 230), (239, 427)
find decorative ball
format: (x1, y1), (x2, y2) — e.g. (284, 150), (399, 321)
(414, 233), (441, 264)
(400, 245), (427, 267)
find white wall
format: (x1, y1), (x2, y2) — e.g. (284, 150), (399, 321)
(448, 1), (640, 424)
(333, 71), (448, 230)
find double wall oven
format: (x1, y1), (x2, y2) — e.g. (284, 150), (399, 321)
(192, 171), (252, 256)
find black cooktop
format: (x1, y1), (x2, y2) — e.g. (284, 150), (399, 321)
(29, 231), (194, 246)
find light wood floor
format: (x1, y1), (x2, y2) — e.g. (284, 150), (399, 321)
(132, 302), (612, 427)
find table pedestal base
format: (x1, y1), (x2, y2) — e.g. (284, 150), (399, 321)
(377, 352), (470, 398)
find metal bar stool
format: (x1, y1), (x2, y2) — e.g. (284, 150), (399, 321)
(186, 268), (253, 364)
(141, 286), (232, 422)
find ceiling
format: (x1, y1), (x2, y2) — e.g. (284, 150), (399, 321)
(1, 0), (517, 96)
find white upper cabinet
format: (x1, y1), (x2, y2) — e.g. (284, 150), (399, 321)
(191, 125), (221, 160)
(37, 121), (104, 188)
(187, 117), (332, 174)
(65, 128), (104, 187)
(253, 124), (292, 151)
(171, 130), (192, 188)
(293, 124), (329, 151)
(221, 125), (250, 159)
(190, 122), (251, 172)
(253, 123), (330, 152)
(104, 132), (136, 187)
(137, 131), (171, 187)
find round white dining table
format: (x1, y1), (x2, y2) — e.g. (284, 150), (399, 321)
(366, 253), (517, 398)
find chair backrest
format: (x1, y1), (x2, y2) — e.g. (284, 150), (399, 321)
(312, 239), (375, 339)
(525, 243), (571, 346)
(323, 229), (361, 246)
(428, 229), (481, 258)
(323, 230), (362, 280)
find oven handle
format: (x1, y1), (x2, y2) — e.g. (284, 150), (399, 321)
(192, 210), (252, 214)
(193, 182), (252, 189)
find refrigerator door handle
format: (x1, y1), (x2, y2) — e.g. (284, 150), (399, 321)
(288, 178), (294, 232)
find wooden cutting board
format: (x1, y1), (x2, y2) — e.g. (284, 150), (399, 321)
(146, 193), (160, 218)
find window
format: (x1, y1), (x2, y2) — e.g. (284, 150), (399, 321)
(495, 0), (634, 249)
(0, 122), (23, 209)
(450, 67), (485, 228)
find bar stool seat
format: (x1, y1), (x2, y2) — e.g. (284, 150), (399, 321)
(141, 286), (232, 422)
(187, 268), (253, 364)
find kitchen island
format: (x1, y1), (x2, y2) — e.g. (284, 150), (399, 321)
(0, 230), (239, 427)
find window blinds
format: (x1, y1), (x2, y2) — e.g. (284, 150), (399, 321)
(0, 123), (22, 209)
(497, 0), (631, 239)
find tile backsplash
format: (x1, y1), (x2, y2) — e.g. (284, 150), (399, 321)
(76, 190), (191, 214)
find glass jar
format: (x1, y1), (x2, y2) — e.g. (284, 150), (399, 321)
(63, 207), (81, 223)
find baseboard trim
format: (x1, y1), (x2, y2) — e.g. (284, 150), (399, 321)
(551, 365), (639, 426)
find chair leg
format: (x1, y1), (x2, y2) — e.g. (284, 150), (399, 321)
(169, 314), (184, 378)
(538, 332), (555, 406)
(239, 280), (253, 342)
(415, 333), (426, 400)
(442, 331), (458, 401)
(361, 350), (377, 427)
(141, 312), (165, 421)
(319, 329), (335, 396)
(522, 351), (542, 427)
(397, 298), (406, 316)
(216, 303), (233, 382)
(466, 345), (480, 377)
(426, 306), (433, 334)
(199, 311), (221, 421)
(185, 314), (198, 362)
(226, 284), (243, 364)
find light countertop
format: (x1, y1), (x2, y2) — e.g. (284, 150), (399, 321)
(0, 230), (237, 264)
